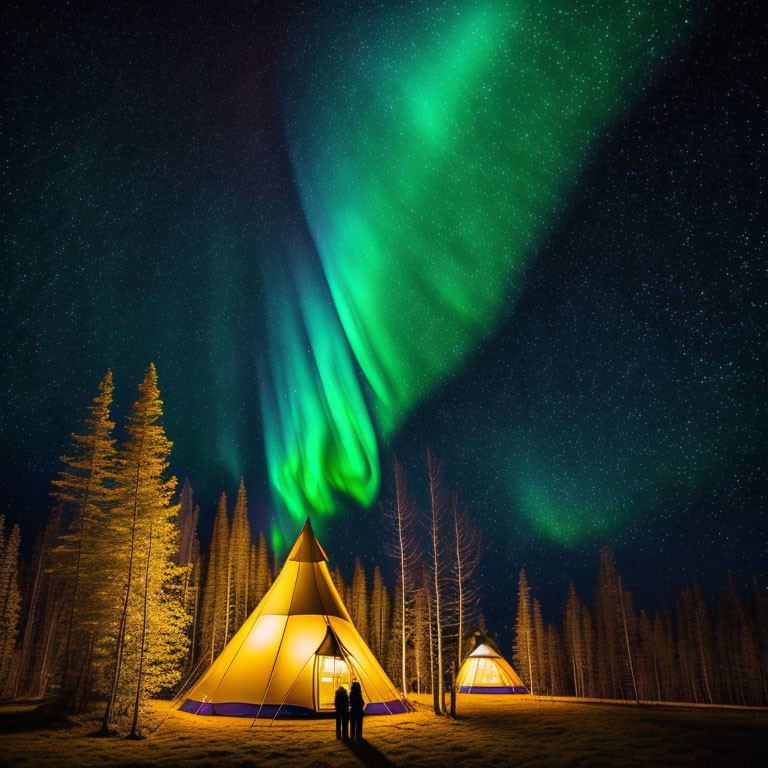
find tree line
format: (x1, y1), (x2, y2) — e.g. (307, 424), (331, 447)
(0, 366), (766, 740)
(511, 552), (768, 706)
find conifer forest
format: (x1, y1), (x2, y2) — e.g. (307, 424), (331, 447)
(1, 368), (766, 741)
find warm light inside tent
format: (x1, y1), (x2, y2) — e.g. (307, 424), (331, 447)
(467, 657), (509, 686)
(454, 637), (528, 694)
(247, 615), (284, 650)
(315, 655), (350, 709)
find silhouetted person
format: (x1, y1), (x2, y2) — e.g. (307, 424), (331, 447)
(334, 685), (349, 740)
(349, 681), (365, 741)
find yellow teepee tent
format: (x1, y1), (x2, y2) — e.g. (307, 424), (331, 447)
(181, 519), (410, 717)
(455, 631), (528, 694)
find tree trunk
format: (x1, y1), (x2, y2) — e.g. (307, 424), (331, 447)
(454, 507), (463, 666)
(14, 528), (46, 697)
(100, 428), (145, 734)
(618, 582), (639, 704)
(428, 452), (445, 714)
(61, 450), (96, 700)
(128, 520), (153, 739)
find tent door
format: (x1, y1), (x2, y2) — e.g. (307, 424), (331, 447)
(315, 654), (351, 710)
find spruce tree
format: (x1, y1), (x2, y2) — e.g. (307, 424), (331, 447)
(14, 509), (60, 697)
(229, 478), (251, 636)
(595, 548), (622, 698)
(369, 566), (390, 662)
(532, 598), (546, 694)
(0, 517), (21, 694)
(51, 371), (117, 702)
(200, 494), (230, 664)
(582, 603), (595, 697)
(412, 582), (430, 694)
(253, 532), (272, 607)
(564, 583), (584, 697)
(513, 569), (534, 695)
(101, 364), (189, 736)
(351, 559), (369, 641)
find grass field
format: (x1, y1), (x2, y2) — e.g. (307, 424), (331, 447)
(1, 694), (767, 768)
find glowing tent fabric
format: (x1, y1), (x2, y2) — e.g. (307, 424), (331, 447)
(180, 519), (409, 717)
(455, 636), (528, 695)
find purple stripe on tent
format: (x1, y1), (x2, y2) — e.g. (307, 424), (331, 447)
(457, 686), (529, 694)
(179, 698), (414, 717)
(179, 699), (317, 718)
(364, 699), (414, 715)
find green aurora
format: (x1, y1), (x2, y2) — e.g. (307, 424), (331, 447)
(261, 0), (697, 544)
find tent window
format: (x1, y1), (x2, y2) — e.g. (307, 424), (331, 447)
(315, 655), (350, 710)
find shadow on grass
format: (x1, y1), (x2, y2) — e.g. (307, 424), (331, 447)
(345, 738), (397, 768)
(0, 701), (75, 733)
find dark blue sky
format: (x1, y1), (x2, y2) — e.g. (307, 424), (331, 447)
(2, 0), (765, 637)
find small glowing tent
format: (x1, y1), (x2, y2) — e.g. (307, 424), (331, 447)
(455, 632), (528, 694)
(180, 518), (410, 717)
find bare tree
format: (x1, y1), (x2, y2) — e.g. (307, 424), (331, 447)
(449, 498), (481, 665)
(426, 450), (446, 714)
(382, 460), (420, 698)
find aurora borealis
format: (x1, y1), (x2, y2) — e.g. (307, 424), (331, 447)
(266, 0), (694, 527)
(2, 0), (766, 621)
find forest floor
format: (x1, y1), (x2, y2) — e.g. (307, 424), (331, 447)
(1, 693), (767, 768)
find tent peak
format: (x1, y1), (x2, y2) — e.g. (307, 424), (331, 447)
(288, 517), (329, 562)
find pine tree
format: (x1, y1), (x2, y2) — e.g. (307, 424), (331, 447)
(690, 582), (714, 704)
(0, 517), (21, 694)
(330, 566), (346, 601)
(636, 610), (655, 701)
(187, 552), (202, 669)
(657, 604), (678, 701)
(350, 559), (369, 641)
(513, 569), (534, 695)
(177, 480), (197, 568)
(751, 578), (768, 703)
(51, 371), (117, 702)
(618, 578), (639, 703)
(412, 582), (430, 694)
(101, 364), (190, 735)
(387, 573), (403, 684)
(200, 494), (230, 665)
(595, 548), (622, 698)
(676, 587), (699, 702)
(546, 623), (564, 696)
(532, 598), (546, 694)
(253, 532), (272, 608)
(176, 480), (199, 670)
(581, 603), (595, 698)
(369, 566), (390, 662)
(715, 574), (759, 705)
(229, 478), (251, 636)
(13, 508), (61, 698)
(564, 583), (584, 697)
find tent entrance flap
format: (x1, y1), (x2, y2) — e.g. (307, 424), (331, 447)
(315, 654), (351, 710)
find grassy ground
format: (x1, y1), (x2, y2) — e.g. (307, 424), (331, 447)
(1, 694), (767, 768)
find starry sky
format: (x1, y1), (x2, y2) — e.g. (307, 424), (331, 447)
(2, 0), (766, 630)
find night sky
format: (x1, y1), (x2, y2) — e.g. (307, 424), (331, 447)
(2, 0), (766, 635)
